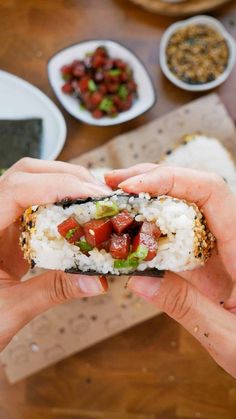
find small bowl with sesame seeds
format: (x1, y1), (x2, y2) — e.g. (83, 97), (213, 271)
(160, 15), (236, 92)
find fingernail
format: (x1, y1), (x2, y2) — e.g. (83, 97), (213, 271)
(128, 276), (162, 299)
(118, 179), (135, 189)
(118, 181), (128, 189)
(99, 275), (109, 291)
(108, 169), (120, 174)
(77, 276), (107, 295)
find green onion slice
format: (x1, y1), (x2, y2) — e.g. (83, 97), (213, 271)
(76, 240), (93, 252)
(108, 69), (121, 76)
(99, 97), (113, 113)
(114, 259), (139, 270)
(128, 245), (148, 261)
(118, 84), (128, 100)
(65, 228), (77, 239)
(88, 79), (97, 92)
(95, 201), (119, 219)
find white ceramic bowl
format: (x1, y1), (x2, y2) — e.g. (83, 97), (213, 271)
(48, 40), (156, 126)
(0, 70), (66, 160)
(159, 15), (236, 92)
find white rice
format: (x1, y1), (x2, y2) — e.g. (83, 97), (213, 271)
(161, 134), (236, 194)
(23, 194), (212, 274)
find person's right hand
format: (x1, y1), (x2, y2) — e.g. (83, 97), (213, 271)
(0, 158), (111, 352)
(106, 164), (236, 378)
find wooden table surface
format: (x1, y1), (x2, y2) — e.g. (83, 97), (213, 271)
(1, 1), (236, 418)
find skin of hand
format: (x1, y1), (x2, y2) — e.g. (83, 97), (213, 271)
(106, 164), (236, 378)
(0, 158), (112, 352)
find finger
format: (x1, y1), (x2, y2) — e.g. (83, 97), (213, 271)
(0, 271), (108, 344)
(224, 283), (236, 312)
(105, 164), (156, 189)
(0, 172), (110, 229)
(128, 273), (236, 377)
(0, 223), (29, 279)
(7, 158), (104, 185)
(119, 166), (236, 277)
(179, 250), (233, 304)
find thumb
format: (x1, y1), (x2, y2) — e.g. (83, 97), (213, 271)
(128, 273), (236, 377)
(2, 271), (107, 339)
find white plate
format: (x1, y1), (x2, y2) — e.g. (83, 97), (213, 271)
(0, 70), (67, 160)
(48, 39), (156, 126)
(160, 15), (236, 92)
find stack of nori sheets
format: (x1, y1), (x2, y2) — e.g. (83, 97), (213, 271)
(0, 118), (42, 168)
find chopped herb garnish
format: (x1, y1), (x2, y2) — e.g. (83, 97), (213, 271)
(62, 73), (71, 81)
(114, 259), (139, 270)
(108, 69), (121, 76)
(66, 228), (77, 239)
(99, 97), (114, 113)
(118, 84), (128, 100)
(76, 240), (93, 252)
(88, 79), (97, 92)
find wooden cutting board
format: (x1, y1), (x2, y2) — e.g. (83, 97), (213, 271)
(129, 0), (232, 16)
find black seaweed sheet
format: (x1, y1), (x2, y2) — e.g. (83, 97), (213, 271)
(65, 267), (165, 277)
(0, 118), (42, 168)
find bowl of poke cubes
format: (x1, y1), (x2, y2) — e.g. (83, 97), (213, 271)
(47, 40), (156, 126)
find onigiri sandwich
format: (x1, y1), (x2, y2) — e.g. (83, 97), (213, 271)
(20, 192), (214, 276)
(161, 134), (236, 194)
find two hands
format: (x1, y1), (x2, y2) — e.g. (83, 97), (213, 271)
(1, 159), (236, 379)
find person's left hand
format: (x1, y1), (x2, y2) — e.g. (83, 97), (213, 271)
(0, 158), (111, 352)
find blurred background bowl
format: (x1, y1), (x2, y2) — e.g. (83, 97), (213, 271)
(48, 40), (156, 127)
(159, 15), (236, 92)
